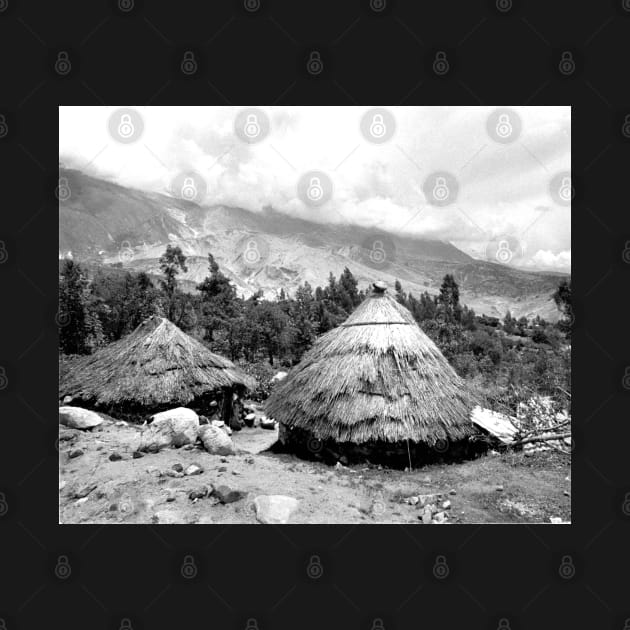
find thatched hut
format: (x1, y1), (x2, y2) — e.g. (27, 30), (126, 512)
(59, 316), (255, 424)
(265, 282), (479, 465)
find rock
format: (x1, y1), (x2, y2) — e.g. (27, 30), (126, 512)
(139, 407), (199, 451)
(172, 463), (184, 473)
(218, 466), (227, 472)
(109, 452), (122, 462)
(449, 489), (457, 495)
(433, 511), (447, 523)
(243, 413), (256, 427)
(73, 483), (97, 499)
(245, 457), (254, 465)
(406, 496), (419, 506)
(59, 480), (67, 492)
(271, 371), (288, 383)
(185, 464), (203, 476)
(189, 485), (212, 501)
(115, 421), (126, 427)
(163, 469), (184, 478)
(260, 418), (276, 430)
(220, 457), (228, 463)
(442, 500), (451, 510)
(213, 485), (246, 504)
(132, 451), (143, 459)
(75, 497), (89, 506)
(59, 406), (104, 430)
(549, 517), (569, 524)
(62, 395), (73, 404)
(199, 425), (236, 456)
(59, 428), (79, 442)
(68, 449), (83, 459)
(153, 509), (185, 524)
(421, 511), (432, 524)
(563, 490), (570, 497)
(254, 495), (299, 524)
(495, 485), (504, 492)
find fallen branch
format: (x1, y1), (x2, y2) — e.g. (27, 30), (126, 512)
(510, 432), (571, 447)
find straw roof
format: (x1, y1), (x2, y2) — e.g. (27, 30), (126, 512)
(265, 284), (477, 445)
(59, 316), (255, 411)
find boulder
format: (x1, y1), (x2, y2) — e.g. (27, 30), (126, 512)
(260, 417), (276, 431)
(271, 371), (288, 383)
(185, 464), (203, 476)
(140, 408), (199, 451)
(243, 413), (256, 428)
(211, 419), (233, 436)
(253, 495), (299, 524)
(199, 425), (236, 456)
(213, 485), (247, 504)
(59, 406), (104, 430)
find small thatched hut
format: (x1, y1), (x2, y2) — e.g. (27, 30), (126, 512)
(59, 316), (255, 424)
(265, 282), (479, 465)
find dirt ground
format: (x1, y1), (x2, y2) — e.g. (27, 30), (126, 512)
(59, 415), (571, 525)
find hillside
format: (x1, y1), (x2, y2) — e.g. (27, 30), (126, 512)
(58, 168), (568, 321)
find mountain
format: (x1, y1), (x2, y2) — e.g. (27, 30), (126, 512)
(58, 168), (568, 321)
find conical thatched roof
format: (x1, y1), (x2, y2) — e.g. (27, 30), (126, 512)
(59, 316), (255, 411)
(265, 284), (477, 445)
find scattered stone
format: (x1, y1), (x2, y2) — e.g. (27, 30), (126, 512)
(449, 489), (457, 495)
(189, 486), (211, 501)
(433, 511), (447, 524)
(132, 451), (143, 459)
(421, 511), (432, 524)
(406, 496), (419, 506)
(140, 407), (199, 452)
(166, 489), (177, 502)
(59, 428), (79, 442)
(62, 395), (73, 405)
(59, 480), (67, 492)
(260, 417), (276, 430)
(442, 500), (451, 510)
(73, 483), (97, 499)
(115, 421), (126, 427)
(185, 464), (203, 476)
(495, 485), (504, 492)
(109, 452), (123, 462)
(218, 466), (227, 472)
(213, 485), (246, 504)
(563, 490), (570, 497)
(220, 457), (228, 463)
(253, 495), (299, 524)
(199, 425), (236, 456)
(243, 413), (256, 428)
(153, 509), (185, 524)
(75, 497), (89, 506)
(68, 449), (83, 459)
(550, 517), (569, 524)
(172, 463), (184, 473)
(59, 406), (104, 430)
(245, 457), (254, 465)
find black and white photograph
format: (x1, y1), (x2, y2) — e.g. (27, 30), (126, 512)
(58, 105), (571, 525)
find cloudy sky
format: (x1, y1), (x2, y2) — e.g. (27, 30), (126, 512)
(59, 105), (571, 272)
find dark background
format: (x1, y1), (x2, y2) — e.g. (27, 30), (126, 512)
(0, 0), (628, 628)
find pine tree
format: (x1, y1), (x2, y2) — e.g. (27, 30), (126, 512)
(159, 245), (188, 321)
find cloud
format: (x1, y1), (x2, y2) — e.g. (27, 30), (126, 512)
(59, 105), (571, 271)
(523, 249), (571, 272)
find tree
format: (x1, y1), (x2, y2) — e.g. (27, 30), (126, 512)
(159, 245), (188, 321)
(59, 259), (103, 354)
(291, 281), (317, 359)
(553, 279), (572, 335)
(437, 274), (461, 323)
(196, 253), (239, 341)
